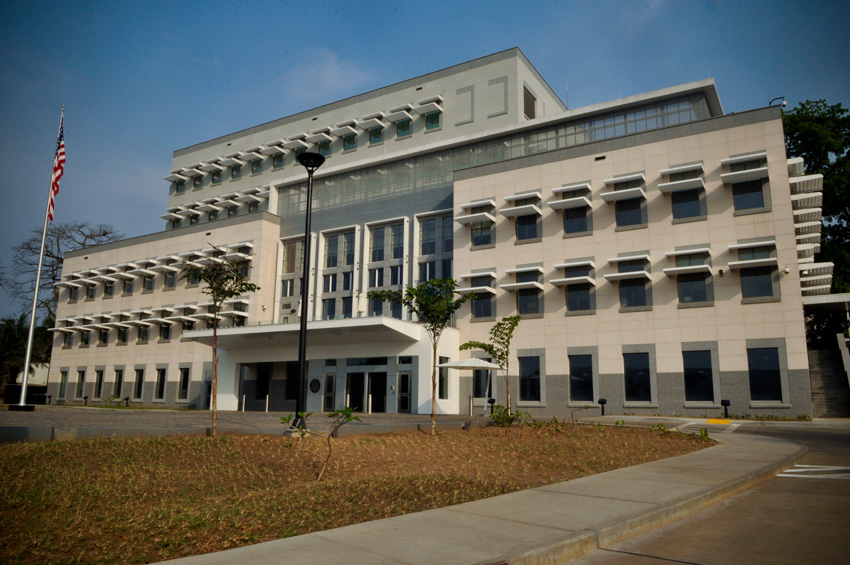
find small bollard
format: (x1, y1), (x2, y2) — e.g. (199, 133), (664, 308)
(83, 395), (89, 406)
(721, 399), (731, 419)
(598, 398), (607, 416)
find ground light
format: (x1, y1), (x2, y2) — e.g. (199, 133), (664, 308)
(293, 151), (326, 428)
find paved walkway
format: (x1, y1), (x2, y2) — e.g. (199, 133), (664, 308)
(0, 408), (829, 563)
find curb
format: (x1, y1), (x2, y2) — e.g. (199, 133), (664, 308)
(482, 436), (809, 564)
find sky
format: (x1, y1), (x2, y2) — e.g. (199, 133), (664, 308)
(1, 0), (848, 319)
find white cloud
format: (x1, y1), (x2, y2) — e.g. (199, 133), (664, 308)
(279, 49), (376, 107)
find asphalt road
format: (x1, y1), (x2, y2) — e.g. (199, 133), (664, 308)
(569, 423), (850, 565)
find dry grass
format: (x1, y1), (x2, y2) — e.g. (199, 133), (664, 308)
(0, 424), (710, 564)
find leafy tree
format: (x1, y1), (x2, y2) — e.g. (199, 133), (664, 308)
(459, 315), (521, 415)
(368, 278), (469, 435)
(783, 100), (850, 344)
(5, 222), (123, 321)
(0, 314), (52, 387)
(185, 251), (259, 436)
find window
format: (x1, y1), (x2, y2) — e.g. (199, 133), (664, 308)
(248, 201), (259, 213)
(164, 270), (176, 289)
(159, 323), (171, 341)
(563, 205), (591, 235)
(344, 232), (355, 265)
(473, 360), (493, 398)
(208, 209), (218, 221)
(323, 274), (337, 293)
(516, 271), (541, 315)
(143, 274), (154, 292)
(325, 235), (338, 268)
(391, 224), (404, 259)
(567, 283), (593, 312)
(624, 352), (651, 402)
(396, 119), (411, 138)
(212, 169), (222, 183)
(519, 356), (541, 402)
(442, 216), (453, 252)
(76, 370), (86, 398)
(231, 164), (242, 180)
(63, 331), (73, 347)
(369, 126), (383, 145)
(371, 227), (385, 262)
(523, 86), (536, 119)
(123, 277), (133, 294)
(390, 265), (402, 286)
(425, 111), (441, 131)
(189, 214), (199, 226)
(442, 259), (452, 280)
(182, 319), (195, 333)
(69, 286), (79, 301)
(470, 276), (494, 319)
(369, 296), (383, 316)
(683, 350), (713, 402)
(256, 363), (271, 400)
(104, 281), (114, 297)
(512, 198), (541, 240)
(616, 260), (649, 309)
(228, 205), (238, 217)
(138, 324), (149, 343)
(281, 279), (295, 298)
(733, 179), (766, 211)
(80, 331), (90, 346)
(175, 180), (186, 194)
(438, 356), (449, 399)
(672, 189), (703, 220)
(343, 133), (356, 151)
(94, 370), (104, 399)
(86, 284), (96, 299)
(251, 158), (262, 174)
(318, 140), (330, 157)
(283, 241), (299, 274)
(178, 368), (190, 400)
(323, 298), (336, 320)
(294, 147), (306, 160)
(133, 369), (144, 400)
(171, 218), (182, 229)
(98, 329), (108, 344)
(391, 298), (402, 319)
(155, 368), (166, 400)
(741, 267), (775, 299)
(342, 271), (353, 291)
(369, 268), (384, 288)
(471, 220), (493, 247)
(569, 355), (593, 402)
(420, 218), (436, 255)
(342, 296), (353, 318)
(59, 370), (68, 398)
(117, 327), (128, 344)
(615, 197), (643, 227)
(419, 261), (435, 282)
(113, 369), (124, 398)
(678, 272), (709, 304)
(272, 153), (284, 169)
(748, 348), (782, 401)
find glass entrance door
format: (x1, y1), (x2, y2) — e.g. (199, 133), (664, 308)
(346, 373), (365, 412)
(368, 372), (387, 413)
(398, 372), (411, 413)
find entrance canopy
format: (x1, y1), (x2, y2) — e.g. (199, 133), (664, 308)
(185, 316), (426, 349)
(437, 358), (501, 370)
(803, 293), (850, 314)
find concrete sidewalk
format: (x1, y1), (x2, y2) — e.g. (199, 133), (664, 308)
(165, 420), (807, 565)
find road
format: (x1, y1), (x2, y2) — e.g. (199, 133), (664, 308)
(569, 423), (850, 564)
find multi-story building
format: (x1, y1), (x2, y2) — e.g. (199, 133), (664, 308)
(48, 48), (839, 419)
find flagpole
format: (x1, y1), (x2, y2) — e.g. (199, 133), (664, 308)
(16, 106), (64, 410)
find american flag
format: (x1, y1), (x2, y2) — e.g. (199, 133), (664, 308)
(47, 114), (65, 223)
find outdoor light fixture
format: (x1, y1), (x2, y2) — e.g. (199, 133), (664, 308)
(598, 398), (607, 416)
(294, 151), (326, 429)
(721, 399), (731, 419)
(769, 96), (787, 108)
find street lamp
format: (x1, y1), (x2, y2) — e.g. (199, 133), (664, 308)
(769, 96), (787, 108)
(293, 151), (325, 428)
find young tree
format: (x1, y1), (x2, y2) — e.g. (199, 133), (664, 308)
(368, 278), (469, 435)
(185, 251), (259, 436)
(6, 222), (123, 321)
(459, 315), (521, 415)
(784, 100), (850, 344)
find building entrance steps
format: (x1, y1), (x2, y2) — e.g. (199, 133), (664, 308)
(164, 418), (806, 565)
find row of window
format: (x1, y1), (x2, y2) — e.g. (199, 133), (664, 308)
(471, 346), (784, 405)
(168, 199), (261, 229)
(57, 367), (192, 403)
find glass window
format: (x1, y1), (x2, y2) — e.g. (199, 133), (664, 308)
(342, 271), (353, 291)
(397, 119), (411, 138)
(59, 371), (68, 398)
(98, 329), (108, 344)
(76, 370), (86, 398)
(624, 352), (651, 402)
(619, 278), (647, 308)
(391, 224), (404, 259)
(178, 368), (190, 400)
(342, 296), (353, 318)
(672, 189), (703, 220)
(318, 140), (330, 157)
(175, 180), (185, 194)
(425, 111), (441, 131)
(683, 350), (713, 402)
(94, 370), (104, 399)
(113, 369), (123, 398)
(369, 268), (384, 288)
(369, 296), (383, 316)
(747, 348), (782, 401)
(369, 127), (383, 144)
(193, 175), (202, 188)
(343, 133), (356, 151)
(442, 259), (452, 280)
(117, 327), (128, 344)
(733, 180), (766, 211)
(143, 274), (154, 292)
(569, 354), (593, 402)
(323, 274), (337, 293)
(227, 205), (237, 217)
(523, 87), (536, 119)
(281, 279), (295, 298)
(283, 241), (298, 274)
(438, 356), (449, 399)
(390, 265), (402, 286)
(519, 356), (541, 402)
(371, 227), (385, 262)
(419, 261), (435, 282)
(69, 286), (79, 301)
(231, 165), (242, 180)
(473, 362), (493, 398)
(615, 198), (643, 227)
(138, 324), (149, 343)
(86, 284), (96, 299)
(516, 214), (539, 240)
(563, 206), (590, 234)
(80, 331), (90, 346)
(344, 232), (355, 265)
(212, 169), (222, 184)
(159, 323), (171, 341)
(104, 281), (114, 297)
(322, 298), (336, 320)
(256, 363), (271, 400)
(250, 159), (261, 174)
(164, 270), (176, 288)
(741, 267), (775, 298)
(208, 209), (218, 221)
(189, 214), (199, 226)
(155, 368), (166, 400)
(442, 216), (453, 252)
(567, 283), (592, 312)
(420, 218), (436, 255)
(272, 153), (284, 169)
(63, 331), (73, 347)
(678, 272), (709, 304)
(471, 222), (493, 246)
(133, 369), (144, 400)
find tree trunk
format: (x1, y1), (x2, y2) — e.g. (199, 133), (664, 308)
(211, 315), (218, 437)
(504, 360), (511, 416)
(431, 341), (438, 436)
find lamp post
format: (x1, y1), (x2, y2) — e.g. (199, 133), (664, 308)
(769, 96), (787, 108)
(293, 151), (325, 428)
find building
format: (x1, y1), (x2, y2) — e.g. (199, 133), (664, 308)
(47, 48), (842, 419)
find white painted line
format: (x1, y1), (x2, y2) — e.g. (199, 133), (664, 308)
(777, 464), (850, 480)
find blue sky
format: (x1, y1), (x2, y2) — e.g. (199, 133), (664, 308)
(1, 0), (848, 318)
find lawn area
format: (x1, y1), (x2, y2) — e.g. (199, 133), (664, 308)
(0, 424), (711, 564)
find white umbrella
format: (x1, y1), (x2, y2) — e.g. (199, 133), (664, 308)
(437, 358), (500, 416)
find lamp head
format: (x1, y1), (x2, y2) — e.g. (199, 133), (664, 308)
(297, 151), (325, 172)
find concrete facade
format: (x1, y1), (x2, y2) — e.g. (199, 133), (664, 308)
(46, 48), (828, 418)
